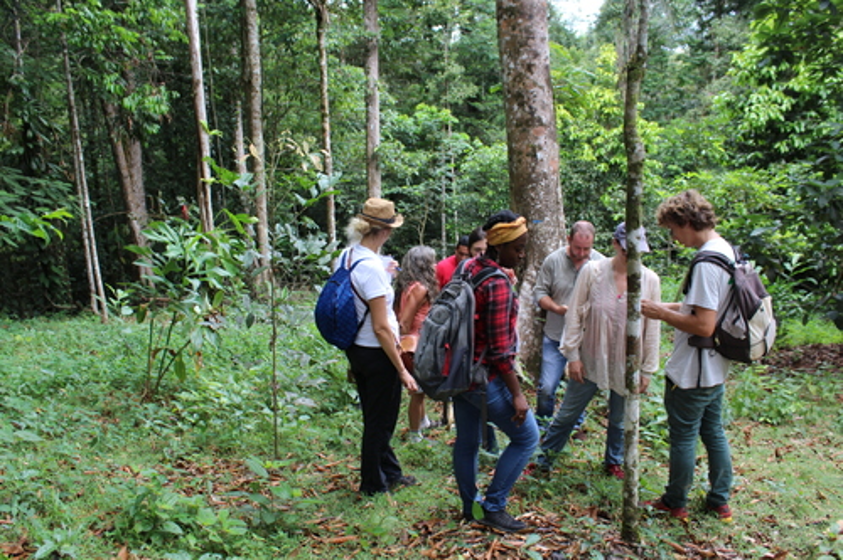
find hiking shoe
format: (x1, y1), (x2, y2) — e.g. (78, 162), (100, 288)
(477, 507), (527, 533)
(604, 464), (625, 480)
(572, 427), (588, 441)
(408, 431), (424, 443)
(387, 475), (419, 492)
(522, 461), (550, 477)
(643, 498), (689, 520)
(707, 503), (733, 523)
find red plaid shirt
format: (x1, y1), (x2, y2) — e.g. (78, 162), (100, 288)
(463, 257), (518, 380)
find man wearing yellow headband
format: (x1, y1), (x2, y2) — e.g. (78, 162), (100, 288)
(452, 210), (539, 533)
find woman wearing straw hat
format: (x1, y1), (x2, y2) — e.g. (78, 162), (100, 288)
(341, 197), (419, 495)
(452, 210), (539, 533)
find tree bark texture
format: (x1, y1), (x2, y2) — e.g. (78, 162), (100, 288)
(102, 96), (149, 271)
(621, 0), (650, 544)
(242, 0), (271, 280)
(185, 0), (214, 233)
(60, 0), (107, 321)
(310, 0), (336, 245)
(364, 0), (381, 197)
(496, 0), (565, 378)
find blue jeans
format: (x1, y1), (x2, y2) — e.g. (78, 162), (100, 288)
(662, 380), (732, 508)
(539, 377), (625, 468)
(536, 335), (587, 430)
(536, 335), (568, 420)
(453, 376), (539, 517)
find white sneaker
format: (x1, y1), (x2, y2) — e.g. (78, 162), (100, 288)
(420, 416), (432, 430)
(408, 431), (424, 443)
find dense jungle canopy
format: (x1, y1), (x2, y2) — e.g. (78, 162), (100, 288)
(1, 0), (842, 325)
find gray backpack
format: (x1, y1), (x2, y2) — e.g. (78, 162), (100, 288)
(687, 246), (776, 364)
(412, 263), (507, 401)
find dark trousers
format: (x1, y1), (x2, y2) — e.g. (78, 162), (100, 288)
(346, 345), (403, 494)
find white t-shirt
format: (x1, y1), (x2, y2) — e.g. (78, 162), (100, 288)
(336, 244), (399, 348)
(664, 237), (734, 389)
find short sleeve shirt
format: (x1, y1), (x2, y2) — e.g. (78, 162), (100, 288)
(664, 237), (734, 389)
(335, 244), (399, 348)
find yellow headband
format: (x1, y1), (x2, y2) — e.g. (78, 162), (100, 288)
(486, 216), (527, 246)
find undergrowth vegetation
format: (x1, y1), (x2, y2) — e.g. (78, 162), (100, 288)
(0, 309), (841, 559)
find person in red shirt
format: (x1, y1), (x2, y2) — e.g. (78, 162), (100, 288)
(435, 235), (470, 288)
(453, 210), (539, 533)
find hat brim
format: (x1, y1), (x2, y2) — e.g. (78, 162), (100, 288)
(616, 237), (651, 253)
(358, 213), (404, 228)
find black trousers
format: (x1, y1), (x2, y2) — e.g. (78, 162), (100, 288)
(346, 344), (403, 494)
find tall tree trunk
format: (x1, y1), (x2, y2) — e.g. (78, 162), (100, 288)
(364, 0), (381, 197)
(233, 99), (253, 212)
(103, 97), (149, 275)
(496, 0), (565, 376)
(621, 0), (650, 544)
(242, 0), (270, 283)
(59, 0), (107, 322)
(309, 0), (336, 245)
(185, 0), (214, 233)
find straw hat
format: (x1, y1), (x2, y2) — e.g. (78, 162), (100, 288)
(358, 197), (404, 228)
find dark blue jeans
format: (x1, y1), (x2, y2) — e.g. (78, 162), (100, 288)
(662, 379), (732, 508)
(453, 376), (539, 517)
(346, 345), (403, 494)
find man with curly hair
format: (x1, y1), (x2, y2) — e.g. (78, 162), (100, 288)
(641, 189), (735, 523)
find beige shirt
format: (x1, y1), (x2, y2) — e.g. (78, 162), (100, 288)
(561, 258), (661, 396)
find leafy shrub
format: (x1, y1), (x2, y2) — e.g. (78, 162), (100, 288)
(124, 213), (256, 399)
(111, 473), (249, 556)
(728, 366), (805, 425)
(816, 520), (843, 560)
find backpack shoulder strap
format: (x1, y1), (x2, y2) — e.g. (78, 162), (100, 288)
(345, 248), (370, 321)
(469, 265), (508, 289)
(681, 248), (737, 296)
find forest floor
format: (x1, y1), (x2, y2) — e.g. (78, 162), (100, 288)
(1, 314), (841, 560)
(761, 342), (843, 373)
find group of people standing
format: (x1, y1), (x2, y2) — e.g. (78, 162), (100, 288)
(335, 189), (735, 532)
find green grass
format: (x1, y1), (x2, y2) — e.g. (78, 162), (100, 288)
(777, 316), (843, 347)
(0, 310), (841, 559)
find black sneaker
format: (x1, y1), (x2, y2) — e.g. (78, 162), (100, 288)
(387, 475), (419, 492)
(477, 507), (526, 533)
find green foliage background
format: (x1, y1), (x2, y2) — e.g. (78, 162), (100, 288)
(1, 0), (841, 324)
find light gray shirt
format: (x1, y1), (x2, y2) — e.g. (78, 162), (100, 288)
(534, 246), (605, 341)
(665, 236), (734, 389)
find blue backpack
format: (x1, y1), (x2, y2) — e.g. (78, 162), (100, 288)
(314, 250), (369, 350)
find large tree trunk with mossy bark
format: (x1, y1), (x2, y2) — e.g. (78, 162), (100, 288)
(496, 0), (565, 377)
